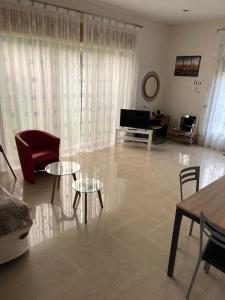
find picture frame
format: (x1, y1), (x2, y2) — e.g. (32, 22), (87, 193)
(174, 55), (201, 77)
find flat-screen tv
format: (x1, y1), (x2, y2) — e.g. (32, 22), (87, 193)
(120, 109), (150, 129)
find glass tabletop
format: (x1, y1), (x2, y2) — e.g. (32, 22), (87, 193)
(72, 177), (103, 193)
(45, 161), (80, 176)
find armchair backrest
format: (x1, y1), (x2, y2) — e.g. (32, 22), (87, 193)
(16, 130), (58, 152)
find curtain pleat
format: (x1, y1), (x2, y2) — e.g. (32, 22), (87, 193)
(82, 14), (140, 151)
(203, 32), (225, 151)
(0, 1), (141, 171)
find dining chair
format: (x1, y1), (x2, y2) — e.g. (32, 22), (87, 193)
(180, 166), (200, 235)
(186, 212), (225, 299)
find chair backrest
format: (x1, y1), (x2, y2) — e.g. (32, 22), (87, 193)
(199, 212), (225, 257)
(16, 130), (48, 151)
(179, 166), (200, 201)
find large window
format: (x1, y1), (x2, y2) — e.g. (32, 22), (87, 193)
(0, 2), (141, 169)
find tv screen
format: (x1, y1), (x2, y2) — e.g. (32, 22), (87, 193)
(120, 109), (150, 129)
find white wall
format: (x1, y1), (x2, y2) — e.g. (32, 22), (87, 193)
(135, 22), (170, 112)
(164, 18), (225, 140)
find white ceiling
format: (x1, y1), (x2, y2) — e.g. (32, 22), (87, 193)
(92, 0), (225, 24)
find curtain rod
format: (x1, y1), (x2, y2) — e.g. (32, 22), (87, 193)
(217, 27), (225, 32)
(20, 0), (143, 29)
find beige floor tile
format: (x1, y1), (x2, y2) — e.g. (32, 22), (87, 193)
(1, 141), (225, 299)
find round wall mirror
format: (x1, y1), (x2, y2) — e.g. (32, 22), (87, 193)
(141, 71), (160, 102)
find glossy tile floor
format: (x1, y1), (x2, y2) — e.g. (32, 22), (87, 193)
(1, 141), (225, 299)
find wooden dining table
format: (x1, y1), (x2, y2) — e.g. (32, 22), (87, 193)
(167, 174), (225, 277)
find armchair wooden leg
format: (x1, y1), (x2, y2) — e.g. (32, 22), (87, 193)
(73, 191), (80, 208)
(85, 192), (87, 224)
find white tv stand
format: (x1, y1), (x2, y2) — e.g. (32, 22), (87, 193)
(115, 127), (153, 150)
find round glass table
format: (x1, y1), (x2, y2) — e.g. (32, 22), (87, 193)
(45, 161), (80, 203)
(72, 177), (103, 224)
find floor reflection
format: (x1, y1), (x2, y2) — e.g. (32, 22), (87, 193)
(178, 152), (190, 166)
(22, 173), (105, 247)
(2, 141), (225, 249)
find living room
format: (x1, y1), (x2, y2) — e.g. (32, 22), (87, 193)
(1, 0), (225, 299)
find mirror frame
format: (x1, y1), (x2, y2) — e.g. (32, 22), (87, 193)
(141, 71), (160, 102)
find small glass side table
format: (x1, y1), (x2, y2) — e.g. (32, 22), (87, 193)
(45, 161), (80, 203)
(72, 177), (103, 224)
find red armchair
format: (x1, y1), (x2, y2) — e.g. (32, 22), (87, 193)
(15, 130), (60, 184)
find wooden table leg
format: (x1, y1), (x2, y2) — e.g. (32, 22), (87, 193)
(167, 207), (183, 277)
(57, 176), (61, 189)
(85, 192), (87, 224)
(97, 190), (104, 209)
(73, 191), (80, 208)
(51, 176), (57, 204)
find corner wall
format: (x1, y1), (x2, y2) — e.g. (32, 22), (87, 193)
(163, 18), (225, 140)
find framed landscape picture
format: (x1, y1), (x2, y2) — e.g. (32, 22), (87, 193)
(174, 55), (201, 77)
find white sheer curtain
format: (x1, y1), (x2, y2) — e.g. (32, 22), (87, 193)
(81, 14), (140, 151)
(203, 32), (225, 151)
(0, 1), (81, 168)
(0, 1), (141, 170)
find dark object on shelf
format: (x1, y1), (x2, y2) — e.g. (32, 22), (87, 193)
(0, 145), (17, 180)
(136, 115), (170, 144)
(150, 115), (170, 139)
(180, 114), (197, 132)
(170, 129), (198, 144)
(152, 126), (165, 145)
(15, 130), (60, 184)
(170, 114), (198, 144)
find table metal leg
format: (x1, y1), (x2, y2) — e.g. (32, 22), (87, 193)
(51, 176), (58, 204)
(97, 190), (104, 209)
(189, 220), (194, 236)
(73, 191), (80, 208)
(85, 192), (87, 224)
(167, 207), (183, 277)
